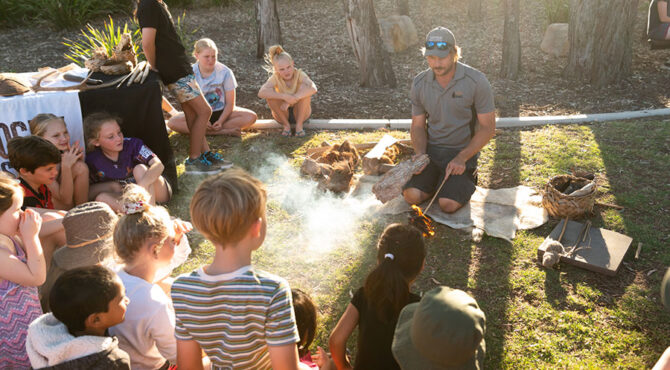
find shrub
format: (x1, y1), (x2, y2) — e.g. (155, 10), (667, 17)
(1, 0), (129, 29)
(174, 11), (199, 51)
(543, 0), (569, 24)
(63, 17), (143, 66)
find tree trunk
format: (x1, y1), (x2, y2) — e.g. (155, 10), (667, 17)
(395, 0), (409, 16)
(468, 0), (482, 21)
(500, 0), (521, 79)
(255, 0), (282, 58)
(342, 0), (397, 87)
(563, 0), (639, 87)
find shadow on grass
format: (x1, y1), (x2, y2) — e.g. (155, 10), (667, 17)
(473, 125), (522, 366)
(588, 120), (670, 366)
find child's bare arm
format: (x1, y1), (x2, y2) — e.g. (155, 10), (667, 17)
(176, 339), (204, 370)
(0, 209), (45, 286)
(294, 76), (317, 100)
(268, 343), (300, 370)
(136, 157), (164, 190)
(329, 303), (359, 370)
(258, 79), (292, 102)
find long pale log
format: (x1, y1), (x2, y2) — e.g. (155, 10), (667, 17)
(372, 154), (429, 203)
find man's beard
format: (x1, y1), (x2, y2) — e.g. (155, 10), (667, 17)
(432, 62), (454, 77)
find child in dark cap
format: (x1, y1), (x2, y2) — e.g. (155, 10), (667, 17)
(392, 286), (486, 370)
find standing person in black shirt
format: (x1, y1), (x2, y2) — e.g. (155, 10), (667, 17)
(135, 0), (229, 174)
(329, 224), (426, 370)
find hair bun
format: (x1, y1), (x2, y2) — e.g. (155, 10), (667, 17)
(123, 201), (148, 215)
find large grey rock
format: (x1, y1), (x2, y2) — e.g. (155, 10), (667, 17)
(541, 23), (569, 57)
(378, 15), (418, 53)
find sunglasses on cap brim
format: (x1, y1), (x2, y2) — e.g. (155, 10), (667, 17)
(425, 41), (452, 50)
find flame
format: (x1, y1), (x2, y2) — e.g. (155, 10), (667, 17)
(409, 204), (435, 237)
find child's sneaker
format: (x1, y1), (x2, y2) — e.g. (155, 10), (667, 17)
(203, 151), (233, 170)
(184, 156), (220, 174)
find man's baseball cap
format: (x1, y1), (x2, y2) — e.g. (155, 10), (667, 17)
(424, 27), (456, 58)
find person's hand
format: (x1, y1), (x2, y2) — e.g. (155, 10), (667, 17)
(173, 219), (193, 245)
(446, 155), (466, 176)
(280, 102), (290, 111)
(312, 346), (334, 370)
(412, 153), (429, 175)
(210, 120), (223, 131)
(61, 142), (83, 169)
(284, 94), (298, 105)
(19, 209), (42, 240)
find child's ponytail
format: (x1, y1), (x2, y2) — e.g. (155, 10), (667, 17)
(363, 223), (425, 323)
(264, 45), (293, 74)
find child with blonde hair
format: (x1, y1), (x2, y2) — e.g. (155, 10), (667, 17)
(30, 113), (89, 209)
(171, 168), (301, 369)
(167, 38), (257, 139)
(329, 223), (426, 370)
(84, 112), (171, 212)
(0, 173), (45, 368)
(108, 184), (192, 370)
(258, 45), (317, 137)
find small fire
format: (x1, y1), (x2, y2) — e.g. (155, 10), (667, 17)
(409, 204), (435, 237)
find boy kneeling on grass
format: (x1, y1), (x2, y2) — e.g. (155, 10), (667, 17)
(26, 265), (131, 369)
(171, 168), (302, 369)
(8, 135), (67, 267)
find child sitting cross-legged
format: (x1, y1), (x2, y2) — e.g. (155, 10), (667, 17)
(329, 224), (426, 370)
(8, 135), (67, 266)
(84, 112), (171, 213)
(26, 265), (131, 369)
(171, 168), (302, 370)
(108, 184), (194, 370)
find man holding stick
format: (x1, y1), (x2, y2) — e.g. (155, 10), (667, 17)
(403, 27), (496, 213)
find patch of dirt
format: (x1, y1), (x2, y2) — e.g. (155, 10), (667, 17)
(1, 0), (668, 119)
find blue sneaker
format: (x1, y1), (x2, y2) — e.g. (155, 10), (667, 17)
(203, 151), (233, 170)
(184, 155), (220, 174)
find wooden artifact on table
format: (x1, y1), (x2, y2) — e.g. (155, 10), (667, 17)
(84, 33), (137, 75)
(362, 134), (403, 175)
(542, 174), (597, 218)
(372, 154), (429, 203)
(537, 219), (632, 276)
(300, 140), (360, 193)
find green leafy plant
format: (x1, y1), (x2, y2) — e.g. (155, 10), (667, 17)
(174, 11), (199, 51)
(63, 17), (143, 66)
(1, 0), (128, 29)
(543, 0), (569, 24)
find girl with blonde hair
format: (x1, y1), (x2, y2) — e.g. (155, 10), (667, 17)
(168, 38), (257, 138)
(29, 113), (89, 209)
(258, 45), (317, 137)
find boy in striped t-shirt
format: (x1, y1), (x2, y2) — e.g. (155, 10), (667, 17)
(171, 168), (301, 370)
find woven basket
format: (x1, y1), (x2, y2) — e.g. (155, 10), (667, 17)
(542, 175), (597, 218)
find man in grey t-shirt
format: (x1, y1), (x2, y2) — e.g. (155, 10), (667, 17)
(403, 27), (496, 213)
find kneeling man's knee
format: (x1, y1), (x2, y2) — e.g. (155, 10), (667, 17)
(439, 198), (462, 214)
(403, 188), (422, 204)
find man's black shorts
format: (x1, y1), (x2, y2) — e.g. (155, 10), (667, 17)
(403, 145), (478, 205)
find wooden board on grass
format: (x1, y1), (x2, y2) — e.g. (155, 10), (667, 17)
(537, 220), (633, 276)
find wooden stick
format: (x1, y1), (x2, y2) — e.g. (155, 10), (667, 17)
(557, 217), (569, 243)
(596, 201), (624, 210)
(635, 242), (642, 259)
(423, 169), (451, 213)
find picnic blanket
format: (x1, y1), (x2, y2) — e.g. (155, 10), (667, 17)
(377, 185), (549, 241)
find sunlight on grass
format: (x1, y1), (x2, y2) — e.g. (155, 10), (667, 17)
(164, 121), (670, 367)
